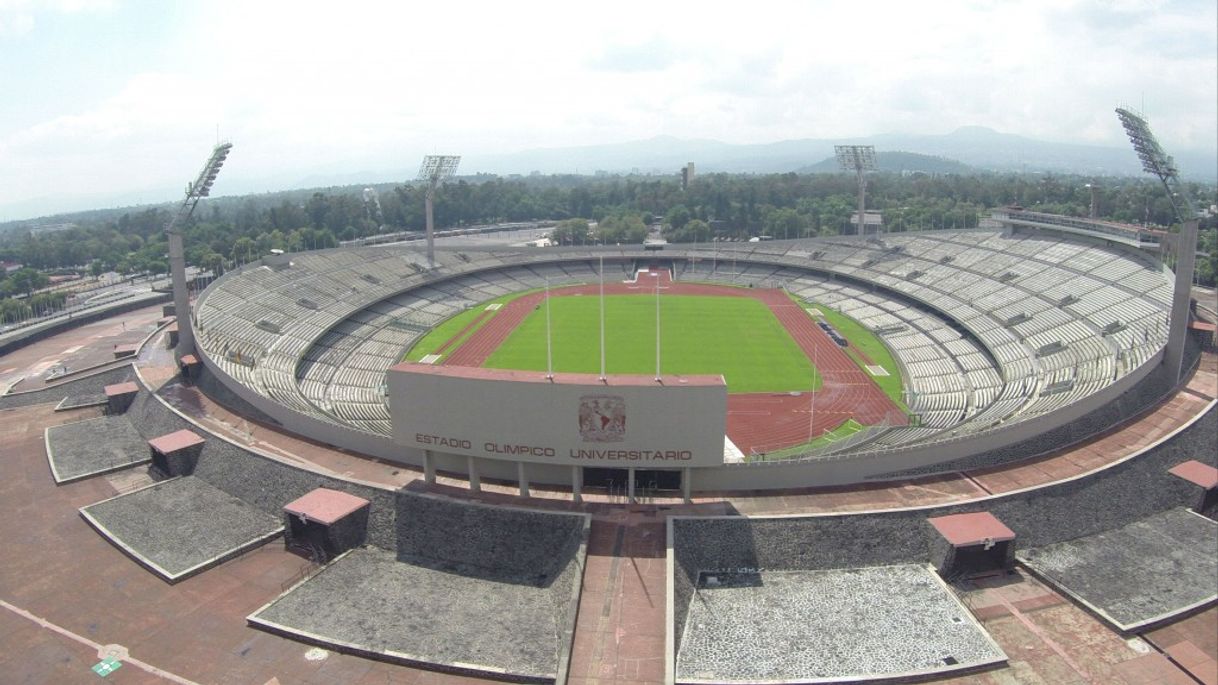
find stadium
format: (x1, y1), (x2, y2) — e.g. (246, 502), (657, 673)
(191, 213), (1180, 493)
(3, 186), (1217, 681)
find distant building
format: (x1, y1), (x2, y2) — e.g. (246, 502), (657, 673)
(29, 222), (77, 237)
(681, 162), (695, 191)
(1, 261), (23, 273)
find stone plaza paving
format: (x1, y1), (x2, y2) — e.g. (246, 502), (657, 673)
(250, 546), (567, 680)
(676, 564), (1006, 682)
(1017, 507), (1218, 631)
(79, 475), (284, 581)
(45, 414), (148, 483)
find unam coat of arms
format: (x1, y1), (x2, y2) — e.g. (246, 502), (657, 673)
(578, 394), (626, 442)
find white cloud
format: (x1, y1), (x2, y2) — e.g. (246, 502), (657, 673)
(0, 0), (1213, 218)
(0, 11), (32, 35)
(0, 0), (114, 36)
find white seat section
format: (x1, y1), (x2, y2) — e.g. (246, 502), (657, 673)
(193, 229), (1173, 453)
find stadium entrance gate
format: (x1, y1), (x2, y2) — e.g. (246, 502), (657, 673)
(583, 467), (682, 492)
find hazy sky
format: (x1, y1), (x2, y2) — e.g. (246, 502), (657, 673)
(1, 0), (1215, 220)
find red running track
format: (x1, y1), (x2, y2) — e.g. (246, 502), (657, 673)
(433, 309), (493, 356)
(442, 269), (906, 453)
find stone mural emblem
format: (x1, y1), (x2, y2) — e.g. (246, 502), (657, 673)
(578, 394), (626, 442)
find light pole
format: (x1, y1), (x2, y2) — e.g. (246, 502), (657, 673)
(167, 142), (232, 359)
(418, 155), (461, 269)
(835, 145), (877, 236)
(1116, 107), (1202, 383)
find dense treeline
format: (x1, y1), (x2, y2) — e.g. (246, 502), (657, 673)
(1, 171), (1215, 291)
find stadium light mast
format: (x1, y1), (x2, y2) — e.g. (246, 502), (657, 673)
(166, 141), (232, 360)
(835, 145), (877, 236)
(1115, 107), (1201, 383)
(1084, 182), (1099, 219)
(418, 155), (461, 268)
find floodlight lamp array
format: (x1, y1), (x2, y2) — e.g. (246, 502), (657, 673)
(418, 155), (461, 185)
(1115, 108), (1177, 182)
(167, 142), (233, 238)
(189, 142), (233, 199)
(1115, 107), (1197, 220)
(834, 145), (877, 173)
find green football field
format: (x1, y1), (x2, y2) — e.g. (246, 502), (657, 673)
(484, 294), (820, 394)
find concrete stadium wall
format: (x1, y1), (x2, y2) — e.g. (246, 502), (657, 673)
(390, 365), (726, 468)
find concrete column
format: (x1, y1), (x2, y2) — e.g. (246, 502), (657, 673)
(423, 450), (436, 484)
(572, 466), (583, 503)
(467, 455), (481, 493)
(517, 462), (530, 498)
(425, 192), (436, 269)
(628, 468), (636, 504)
(167, 229), (195, 359)
(1165, 219), (1199, 383)
(682, 467), (692, 503)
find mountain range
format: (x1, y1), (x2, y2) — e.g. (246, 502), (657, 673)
(3, 126), (1214, 225)
(463, 127), (1214, 180)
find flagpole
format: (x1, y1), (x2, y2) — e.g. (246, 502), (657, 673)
(599, 254), (606, 381)
(654, 270), (661, 381)
(545, 276), (553, 379)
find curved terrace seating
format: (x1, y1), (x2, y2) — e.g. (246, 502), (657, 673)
(193, 228), (1172, 461)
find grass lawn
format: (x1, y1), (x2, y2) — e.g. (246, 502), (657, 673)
(403, 291), (531, 362)
(485, 294), (820, 394)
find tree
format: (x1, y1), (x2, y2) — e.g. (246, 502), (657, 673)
(551, 218), (591, 245)
(231, 237), (257, 264)
(665, 204), (692, 232)
(762, 207), (809, 240)
(595, 213), (648, 244)
(8, 268), (47, 296)
(0, 298), (31, 323)
(201, 251), (225, 277)
(665, 219), (710, 243)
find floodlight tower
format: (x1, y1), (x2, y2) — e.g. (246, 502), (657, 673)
(417, 155), (461, 268)
(1115, 107), (1201, 383)
(166, 141), (232, 360)
(835, 145), (877, 236)
(1084, 182), (1099, 219)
